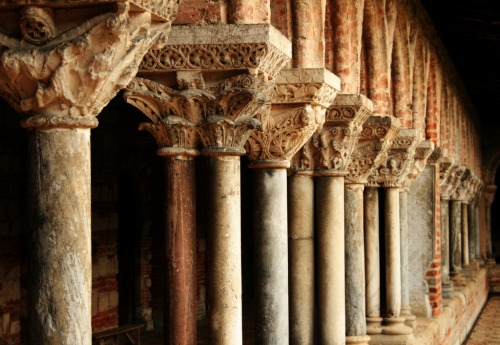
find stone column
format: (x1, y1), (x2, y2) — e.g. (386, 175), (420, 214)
(364, 187), (383, 335)
(288, 173), (315, 345)
(0, 4), (179, 344)
(475, 205), (481, 260)
(462, 203), (470, 267)
(450, 200), (463, 277)
(440, 198), (454, 297)
(468, 203), (476, 265)
(484, 185), (496, 264)
(247, 68), (339, 345)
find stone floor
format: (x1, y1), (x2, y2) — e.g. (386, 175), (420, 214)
(465, 295), (500, 345)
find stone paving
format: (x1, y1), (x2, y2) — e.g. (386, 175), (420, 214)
(466, 295), (500, 345)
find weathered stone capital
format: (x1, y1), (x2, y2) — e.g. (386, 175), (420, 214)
(366, 127), (419, 188)
(466, 174), (483, 204)
(402, 140), (435, 190)
(290, 93), (373, 175)
(246, 68), (341, 169)
(345, 115), (400, 184)
(440, 162), (464, 200)
(140, 24), (292, 80)
(427, 147), (443, 165)
(450, 167), (471, 201)
(0, 3), (178, 127)
(127, 24), (292, 157)
(484, 184), (497, 207)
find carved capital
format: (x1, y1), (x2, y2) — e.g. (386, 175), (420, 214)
(438, 156), (455, 192)
(246, 68), (341, 169)
(450, 167), (471, 201)
(366, 128), (419, 188)
(0, 4), (178, 128)
(427, 147), (443, 165)
(345, 115), (400, 184)
(403, 140), (435, 190)
(140, 24), (292, 80)
(484, 184), (497, 207)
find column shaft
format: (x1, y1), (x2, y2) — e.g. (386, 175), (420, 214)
(440, 199), (451, 284)
(364, 187), (381, 333)
(400, 191), (410, 308)
(461, 203), (469, 266)
(254, 168), (289, 345)
(385, 187), (401, 318)
(450, 200), (462, 273)
(164, 157), (197, 345)
(28, 129), (92, 345)
(475, 206), (480, 259)
(316, 176), (345, 345)
(468, 203), (475, 263)
(207, 157), (243, 345)
(486, 206), (493, 258)
(288, 175), (315, 345)
(345, 183), (367, 336)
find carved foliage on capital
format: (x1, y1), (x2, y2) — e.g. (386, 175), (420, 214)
(427, 147), (443, 165)
(124, 73), (270, 155)
(345, 115), (400, 184)
(403, 140), (435, 190)
(439, 157), (455, 187)
(246, 68), (340, 168)
(368, 129), (420, 187)
(0, 7), (172, 122)
(450, 167), (471, 201)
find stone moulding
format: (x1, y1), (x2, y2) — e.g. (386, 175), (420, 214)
(139, 24), (293, 80)
(0, 0), (181, 23)
(403, 140), (435, 190)
(345, 115), (400, 184)
(0, 6), (175, 125)
(290, 93), (373, 175)
(246, 68), (341, 169)
(368, 128), (420, 188)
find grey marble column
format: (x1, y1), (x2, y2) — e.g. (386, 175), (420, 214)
(207, 156), (243, 345)
(486, 205), (493, 259)
(475, 205), (481, 260)
(364, 187), (382, 334)
(399, 190), (416, 327)
(28, 127), (93, 345)
(288, 174), (315, 345)
(450, 200), (462, 275)
(461, 203), (469, 267)
(440, 198), (454, 297)
(254, 168), (289, 345)
(345, 183), (369, 343)
(382, 187), (412, 335)
(316, 176), (345, 345)
(468, 203), (475, 263)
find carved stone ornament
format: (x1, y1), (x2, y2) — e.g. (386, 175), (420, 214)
(124, 73), (270, 157)
(290, 93), (373, 175)
(402, 140), (435, 190)
(0, 3), (179, 129)
(140, 24), (293, 80)
(427, 147), (443, 165)
(450, 168), (471, 201)
(345, 115), (401, 184)
(245, 68), (341, 169)
(465, 174), (483, 204)
(445, 164), (467, 199)
(484, 184), (497, 207)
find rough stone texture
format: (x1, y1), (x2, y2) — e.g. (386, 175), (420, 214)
(28, 128), (92, 345)
(206, 157), (243, 345)
(407, 166), (435, 317)
(316, 176), (345, 345)
(345, 183), (367, 337)
(288, 175), (314, 345)
(253, 168), (289, 345)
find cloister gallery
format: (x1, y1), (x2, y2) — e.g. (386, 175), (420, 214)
(0, 0), (499, 344)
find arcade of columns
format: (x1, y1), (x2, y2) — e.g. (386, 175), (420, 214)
(0, 0), (496, 345)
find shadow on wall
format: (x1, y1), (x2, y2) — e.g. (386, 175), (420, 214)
(492, 168), (500, 262)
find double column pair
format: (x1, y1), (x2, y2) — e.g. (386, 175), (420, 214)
(0, 3), (180, 344)
(127, 24), (342, 344)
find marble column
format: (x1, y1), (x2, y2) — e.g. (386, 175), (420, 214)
(468, 203), (475, 264)
(440, 198), (454, 297)
(461, 203), (469, 267)
(486, 204), (493, 259)
(345, 183), (371, 345)
(288, 174), (315, 345)
(475, 205), (481, 260)
(207, 156), (243, 345)
(253, 167), (289, 345)
(163, 155), (197, 345)
(365, 187), (383, 335)
(383, 187), (411, 335)
(399, 190), (416, 327)
(26, 120), (96, 345)
(450, 200), (463, 276)
(316, 175), (346, 345)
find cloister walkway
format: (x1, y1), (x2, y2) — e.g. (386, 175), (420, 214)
(466, 294), (500, 345)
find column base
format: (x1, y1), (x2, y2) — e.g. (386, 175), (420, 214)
(400, 306), (417, 330)
(450, 271), (467, 286)
(366, 317), (383, 335)
(368, 333), (416, 345)
(475, 257), (485, 266)
(382, 317), (413, 335)
(346, 335), (371, 345)
(469, 260), (480, 271)
(442, 281), (455, 298)
(462, 265), (475, 278)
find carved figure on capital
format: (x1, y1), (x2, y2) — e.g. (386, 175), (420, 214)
(402, 140), (435, 191)
(451, 168), (472, 201)
(440, 163), (466, 200)
(0, 1), (179, 125)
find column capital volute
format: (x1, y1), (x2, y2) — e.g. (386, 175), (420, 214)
(126, 24), (293, 158)
(402, 140), (435, 190)
(367, 128), (420, 188)
(246, 68), (341, 169)
(0, 3), (179, 127)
